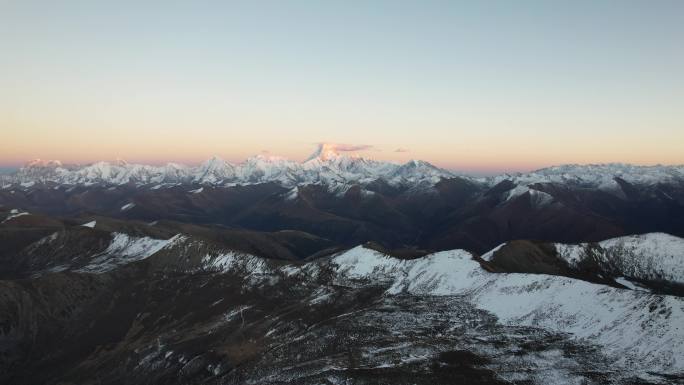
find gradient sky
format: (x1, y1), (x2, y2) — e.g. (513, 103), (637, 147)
(1, 1), (682, 174)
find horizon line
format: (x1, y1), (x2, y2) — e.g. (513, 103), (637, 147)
(2, 155), (682, 178)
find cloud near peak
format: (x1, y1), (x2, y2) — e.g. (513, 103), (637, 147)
(306, 142), (376, 161)
(319, 143), (375, 152)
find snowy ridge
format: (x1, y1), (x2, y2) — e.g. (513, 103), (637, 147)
(1, 209), (30, 224)
(79, 233), (183, 273)
(488, 163), (684, 190)
(4, 154), (683, 195)
(3, 146), (454, 191)
(198, 252), (269, 279)
(503, 185), (554, 208)
(136, 232), (275, 279)
(21, 231), (183, 274)
(554, 232), (684, 285)
(326, 245), (684, 376)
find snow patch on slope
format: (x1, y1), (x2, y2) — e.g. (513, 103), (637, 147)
(615, 277), (650, 292)
(121, 203), (136, 211)
(195, 250), (270, 282)
(504, 185), (554, 207)
(2, 210), (29, 223)
(599, 233), (684, 281)
(79, 233), (183, 273)
(480, 243), (505, 262)
(330, 246), (684, 376)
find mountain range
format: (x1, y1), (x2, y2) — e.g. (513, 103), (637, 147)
(1, 144), (455, 190)
(2, 146), (684, 254)
(1, 146), (684, 384)
(3, 143), (684, 192)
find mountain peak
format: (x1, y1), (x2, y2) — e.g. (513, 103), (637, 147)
(305, 143), (341, 162)
(200, 156), (227, 167)
(305, 143), (368, 162)
(196, 156), (234, 175)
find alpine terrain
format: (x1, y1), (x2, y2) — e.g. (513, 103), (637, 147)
(1, 146), (683, 384)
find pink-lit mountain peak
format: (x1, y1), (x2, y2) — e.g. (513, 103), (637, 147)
(304, 143), (371, 162)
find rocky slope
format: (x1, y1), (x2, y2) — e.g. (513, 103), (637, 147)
(0, 225), (682, 384)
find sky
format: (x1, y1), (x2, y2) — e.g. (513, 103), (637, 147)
(1, 1), (682, 174)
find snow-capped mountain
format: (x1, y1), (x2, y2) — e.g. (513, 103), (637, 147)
(487, 163), (684, 191)
(2, 148), (683, 197)
(192, 156), (235, 184)
(0, 145), (455, 190)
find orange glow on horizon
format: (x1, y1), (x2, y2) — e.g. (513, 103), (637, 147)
(2, 1), (683, 175)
